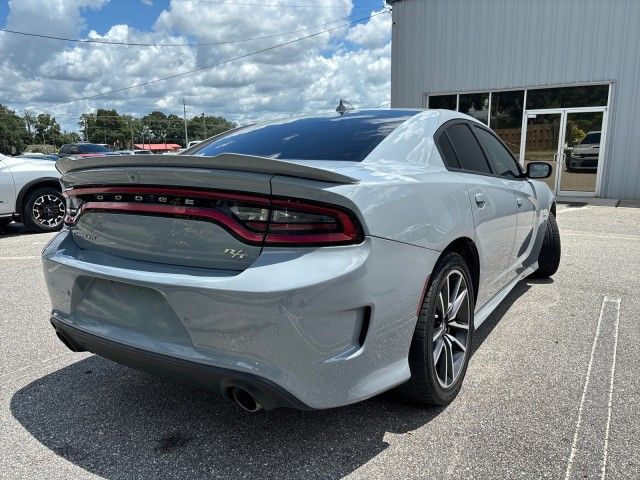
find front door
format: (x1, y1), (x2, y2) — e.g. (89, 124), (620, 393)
(521, 108), (607, 197)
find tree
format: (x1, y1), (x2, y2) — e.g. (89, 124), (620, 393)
(187, 114), (235, 142)
(94, 109), (127, 147)
(59, 131), (82, 145)
(23, 111), (36, 144)
(79, 113), (96, 142)
(120, 114), (141, 148)
(142, 111), (169, 144)
(0, 105), (29, 154)
(166, 114), (185, 144)
(75, 109), (235, 148)
(34, 113), (61, 146)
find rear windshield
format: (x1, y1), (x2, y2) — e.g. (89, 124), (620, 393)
(193, 110), (418, 162)
(580, 132), (601, 145)
(79, 144), (111, 153)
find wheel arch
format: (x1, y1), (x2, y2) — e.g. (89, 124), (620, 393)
(16, 178), (62, 215)
(440, 237), (480, 303)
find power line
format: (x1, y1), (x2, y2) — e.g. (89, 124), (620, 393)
(31, 9), (390, 112)
(0, 9), (379, 47)
(175, 0), (384, 7)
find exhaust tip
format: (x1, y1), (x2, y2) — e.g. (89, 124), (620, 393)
(231, 387), (262, 412)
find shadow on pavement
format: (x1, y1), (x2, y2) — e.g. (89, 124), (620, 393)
(0, 222), (36, 237)
(11, 279), (535, 479)
(11, 356), (442, 479)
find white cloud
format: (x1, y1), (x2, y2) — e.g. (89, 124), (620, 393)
(0, 0), (392, 132)
(346, 7), (391, 49)
(0, 0), (108, 70)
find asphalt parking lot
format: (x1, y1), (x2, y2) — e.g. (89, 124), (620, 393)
(1, 204), (639, 480)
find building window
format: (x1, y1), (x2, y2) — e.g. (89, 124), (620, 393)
(490, 90), (525, 155)
(458, 92), (489, 125)
(526, 84), (609, 109)
(428, 94), (457, 110)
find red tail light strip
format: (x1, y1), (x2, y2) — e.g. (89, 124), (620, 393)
(64, 186), (363, 246)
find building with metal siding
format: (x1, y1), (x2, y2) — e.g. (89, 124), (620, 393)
(387, 0), (640, 200)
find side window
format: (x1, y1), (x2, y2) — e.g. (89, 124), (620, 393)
(437, 132), (461, 168)
(474, 126), (522, 179)
(60, 145), (68, 154)
(446, 123), (492, 174)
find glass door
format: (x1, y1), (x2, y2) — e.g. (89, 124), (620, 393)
(521, 108), (607, 196)
(522, 111), (562, 191)
(557, 109), (606, 196)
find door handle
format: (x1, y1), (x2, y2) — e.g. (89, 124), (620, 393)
(516, 197), (523, 209)
(474, 193), (486, 207)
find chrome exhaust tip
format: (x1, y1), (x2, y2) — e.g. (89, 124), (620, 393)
(231, 387), (262, 412)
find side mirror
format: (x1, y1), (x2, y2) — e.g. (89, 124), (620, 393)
(526, 162), (552, 179)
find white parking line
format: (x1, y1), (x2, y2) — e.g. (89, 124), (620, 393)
(0, 256), (41, 260)
(564, 297), (607, 480)
(564, 296), (622, 480)
(601, 298), (621, 480)
(561, 231), (640, 242)
(556, 206), (591, 214)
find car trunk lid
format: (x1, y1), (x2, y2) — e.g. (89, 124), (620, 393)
(59, 154), (360, 271)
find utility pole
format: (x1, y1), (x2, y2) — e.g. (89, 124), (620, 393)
(129, 118), (134, 149)
(183, 98), (189, 147)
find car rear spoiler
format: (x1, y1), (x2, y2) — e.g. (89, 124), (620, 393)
(56, 153), (359, 185)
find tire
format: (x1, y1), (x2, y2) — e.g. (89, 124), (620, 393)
(21, 187), (65, 233)
(398, 252), (475, 406)
(530, 213), (561, 278)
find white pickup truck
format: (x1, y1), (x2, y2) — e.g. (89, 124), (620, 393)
(0, 154), (64, 232)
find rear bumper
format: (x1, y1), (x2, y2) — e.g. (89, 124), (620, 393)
(50, 317), (310, 410)
(43, 230), (439, 409)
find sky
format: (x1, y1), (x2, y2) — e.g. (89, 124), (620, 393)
(0, 0), (392, 132)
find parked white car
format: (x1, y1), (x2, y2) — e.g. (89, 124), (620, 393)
(0, 153), (64, 232)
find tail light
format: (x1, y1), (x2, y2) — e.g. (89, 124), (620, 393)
(63, 187), (363, 246)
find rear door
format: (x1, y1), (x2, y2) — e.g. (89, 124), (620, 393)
(439, 122), (517, 309)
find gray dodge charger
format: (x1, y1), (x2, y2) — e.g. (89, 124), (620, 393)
(43, 109), (560, 411)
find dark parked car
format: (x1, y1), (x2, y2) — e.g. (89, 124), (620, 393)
(57, 143), (116, 158)
(567, 131), (600, 171)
